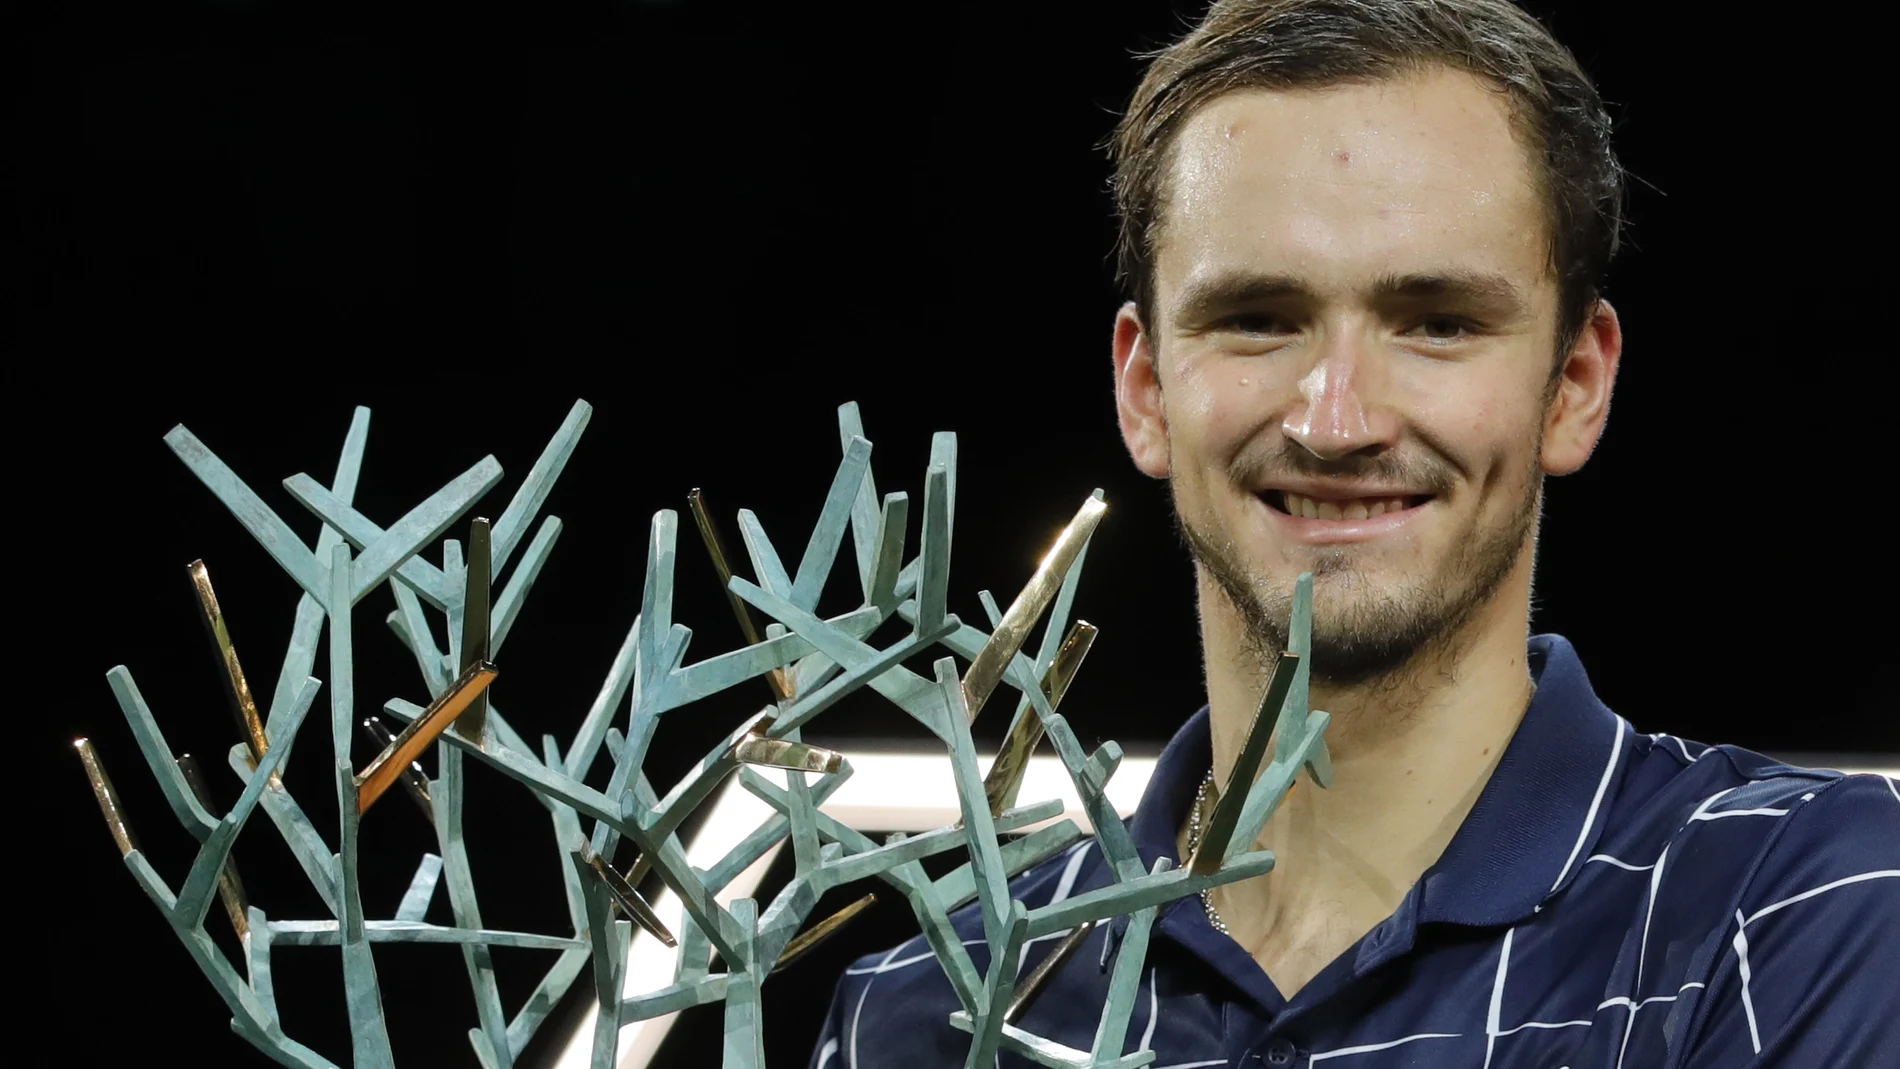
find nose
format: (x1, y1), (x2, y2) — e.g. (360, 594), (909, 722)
(1280, 335), (1400, 460)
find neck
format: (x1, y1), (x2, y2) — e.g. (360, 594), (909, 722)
(1190, 554), (1536, 992)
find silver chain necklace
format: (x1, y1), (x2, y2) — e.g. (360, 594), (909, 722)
(1184, 767), (1229, 935)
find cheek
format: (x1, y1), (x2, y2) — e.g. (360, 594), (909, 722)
(1167, 356), (1281, 458)
(1166, 356), (1222, 426)
(1399, 372), (1543, 486)
(1459, 399), (1543, 491)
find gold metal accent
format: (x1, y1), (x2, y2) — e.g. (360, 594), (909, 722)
(688, 489), (791, 701)
(177, 753), (250, 943)
(960, 496), (1106, 724)
(74, 738), (138, 857)
(982, 621), (1097, 817)
(622, 852), (651, 889)
(458, 518), (493, 746)
(583, 849), (676, 947)
(773, 893), (877, 972)
(359, 717), (435, 825)
(187, 560), (270, 765)
(1005, 918), (1096, 1023)
(731, 735), (844, 775)
(1186, 650), (1300, 876)
(355, 661), (498, 815)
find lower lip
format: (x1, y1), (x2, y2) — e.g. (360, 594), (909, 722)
(1261, 497), (1430, 544)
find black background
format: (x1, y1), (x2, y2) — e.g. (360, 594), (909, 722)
(16, 1), (1895, 1066)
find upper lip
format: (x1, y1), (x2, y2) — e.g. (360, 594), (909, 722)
(1256, 479), (1433, 502)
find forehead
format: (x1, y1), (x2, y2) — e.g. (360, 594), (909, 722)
(1157, 68), (1549, 300)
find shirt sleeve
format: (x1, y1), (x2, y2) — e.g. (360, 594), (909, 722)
(1680, 773), (1900, 1067)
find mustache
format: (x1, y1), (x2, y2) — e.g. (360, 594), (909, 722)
(1227, 440), (1458, 496)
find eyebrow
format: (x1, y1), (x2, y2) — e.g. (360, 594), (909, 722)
(1170, 268), (1529, 327)
(1171, 271), (1313, 327)
(1369, 271), (1526, 311)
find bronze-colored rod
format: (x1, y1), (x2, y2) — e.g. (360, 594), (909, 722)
(74, 738), (138, 857)
(187, 560), (270, 765)
(356, 661), (498, 815)
(359, 717), (435, 825)
(688, 489), (791, 701)
(1005, 918), (1097, 1023)
(585, 851), (677, 947)
(1186, 651), (1300, 875)
(177, 753), (250, 943)
(458, 518), (493, 746)
(622, 852), (651, 889)
(773, 893), (877, 972)
(960, 496), (1107, 725)
(732, 735), (844, 775)
(983, 620), (1098, 817)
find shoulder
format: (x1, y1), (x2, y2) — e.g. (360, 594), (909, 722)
(1540, 732), (1898, 1065)
(1643, 735), (1896, 846)
(1565, 734), (1897, 965)
(1671, 768), (1900, 1064)
(1605, 734), (1897, 886)
(1635, 741), (1899, 979)
(1604, 733), (1859, 842)
(1724, 767), (1900, 915)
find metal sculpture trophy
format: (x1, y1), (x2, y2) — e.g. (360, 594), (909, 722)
(75, 400), (1333, 1069)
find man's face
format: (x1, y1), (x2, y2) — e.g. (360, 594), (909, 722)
(1120, 68), (1570, 683)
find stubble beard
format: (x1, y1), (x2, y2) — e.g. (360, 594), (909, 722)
(1172, 458), (1541, 689)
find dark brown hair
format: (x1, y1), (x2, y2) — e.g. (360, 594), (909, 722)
(1111, 0), (1623, 358)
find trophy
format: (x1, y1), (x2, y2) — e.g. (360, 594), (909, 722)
(75, 400), (1332, 1068)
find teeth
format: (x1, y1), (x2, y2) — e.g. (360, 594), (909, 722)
(1280, 492), (1414, 520)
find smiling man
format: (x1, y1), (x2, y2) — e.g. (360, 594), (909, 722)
(812, 3), (1898, 1067)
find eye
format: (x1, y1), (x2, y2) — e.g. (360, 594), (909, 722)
(1407, 315), (1474, 341)
(1218, 312), (1298, 337)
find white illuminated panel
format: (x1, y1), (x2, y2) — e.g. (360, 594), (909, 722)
(551, 752), (1156, 1069)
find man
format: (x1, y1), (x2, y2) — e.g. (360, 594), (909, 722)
(812, 2), (1898, 1066)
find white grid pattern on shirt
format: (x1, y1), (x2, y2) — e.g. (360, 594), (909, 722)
(1484, 773), (1897, 1069)
(1150, 751), (1892, 1067)
(836, 734), (1897, 1068)
(1449, 743), (1854, 1069)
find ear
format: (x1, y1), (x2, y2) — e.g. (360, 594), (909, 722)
(1542, 298), (1622, 476)
(1113, 302), (1172, 478)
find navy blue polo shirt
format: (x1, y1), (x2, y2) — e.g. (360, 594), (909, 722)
(811, 636), (1899, 1068)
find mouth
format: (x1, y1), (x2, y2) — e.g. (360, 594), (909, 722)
(1263, 490), (1434, 521)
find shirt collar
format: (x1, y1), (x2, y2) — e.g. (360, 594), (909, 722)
(1125, 634), (1631, 928)
(1418, 633), (1631, 925)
